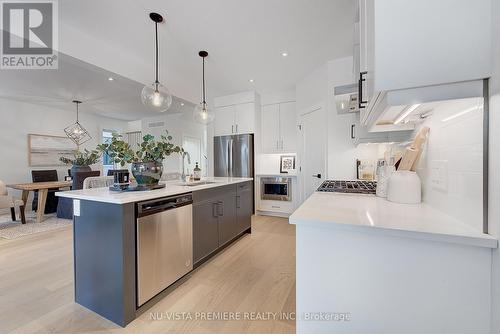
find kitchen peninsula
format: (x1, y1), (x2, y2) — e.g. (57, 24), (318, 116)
(290, 192), (497, 334)
(56, 177), (253, 327)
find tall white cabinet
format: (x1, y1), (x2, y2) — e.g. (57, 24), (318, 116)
(261, 101), (297, 153)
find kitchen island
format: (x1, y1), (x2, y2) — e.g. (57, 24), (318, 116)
(290, 192), (497, 334)
(56, 177), (253, 327)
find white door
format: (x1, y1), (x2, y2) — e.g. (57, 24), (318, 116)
(214, 105), (235, 136)
(234, 102), (255, 134)
(261, 104), (280, 153)
(300, 106), (326, 201)
(279, 101), (297, 152)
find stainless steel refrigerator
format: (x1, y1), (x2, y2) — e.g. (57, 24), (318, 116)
(214, 134), (254, 178)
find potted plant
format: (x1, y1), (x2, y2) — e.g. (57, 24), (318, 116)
(60, 149), (101, 175)
(97, 132), (183, 186)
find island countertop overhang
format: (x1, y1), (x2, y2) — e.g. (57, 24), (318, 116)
(56, 177), (253, 204)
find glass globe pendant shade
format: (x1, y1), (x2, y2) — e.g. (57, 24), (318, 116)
(193, 102), (215, 124)
(141, 82), (172, 112)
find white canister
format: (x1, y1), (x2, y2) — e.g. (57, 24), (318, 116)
(387, 171), (422, 204)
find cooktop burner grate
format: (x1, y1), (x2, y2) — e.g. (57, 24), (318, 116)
(317, 180), (377, 194)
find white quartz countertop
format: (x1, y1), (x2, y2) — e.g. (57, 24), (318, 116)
(289, 192), (497, 249)
(56, 177), (253, 205)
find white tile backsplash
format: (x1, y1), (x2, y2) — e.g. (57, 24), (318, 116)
(352, 97), (484, 232)
(259, 153), (297, 175)
(414, 97), (484, 231)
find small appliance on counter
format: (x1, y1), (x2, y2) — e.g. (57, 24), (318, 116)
(387, 171), (422, 204)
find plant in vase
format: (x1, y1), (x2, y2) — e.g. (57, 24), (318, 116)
(97, 131), (183, 187)
(60, 149), (101, 175)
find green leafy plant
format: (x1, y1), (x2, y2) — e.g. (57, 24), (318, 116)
(59, 149), (101, 166)
(96, 131), (183, 166)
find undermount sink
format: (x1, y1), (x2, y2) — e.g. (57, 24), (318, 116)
(180, 181), (216, 187)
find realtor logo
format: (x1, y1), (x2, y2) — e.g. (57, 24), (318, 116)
(1, 0), (58, 69)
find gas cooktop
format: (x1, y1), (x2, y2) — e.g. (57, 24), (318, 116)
(317, 180), (377, 194)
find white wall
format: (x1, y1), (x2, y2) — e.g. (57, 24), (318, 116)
(327, 57), (359, 180)
(489, 0), (500, 332)
(0, 97), (127, 208)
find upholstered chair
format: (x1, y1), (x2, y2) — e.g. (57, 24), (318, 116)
(0, 180), (26, 224)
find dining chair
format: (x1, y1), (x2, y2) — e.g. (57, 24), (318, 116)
(0, 180), (26, 224)
(83, 176), (114, 189)
(31, 170), (59, 213)
(57, 171), (100, 219)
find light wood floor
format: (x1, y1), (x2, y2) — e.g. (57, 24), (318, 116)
(0, 215), (296, 334)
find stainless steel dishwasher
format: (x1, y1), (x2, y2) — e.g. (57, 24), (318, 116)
(136, 193), (193, 307)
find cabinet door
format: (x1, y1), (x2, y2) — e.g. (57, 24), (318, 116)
(193, 201), (220, 264)
(217, 185), (238, 246)
(261, 104), (280, 153)
(234, 103), (255, 134)
(236, 181), (253, 234)
(214, 105), (235, 136)
(279, 102), (297, 152)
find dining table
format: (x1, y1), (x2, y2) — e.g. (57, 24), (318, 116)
(7, 181), (72, 223)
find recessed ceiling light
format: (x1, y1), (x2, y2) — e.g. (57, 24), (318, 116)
(281, 52), (288, 57)
(249, 79), (254, 83)
(180, 102), (185, 106)
(108, 77), (114, 81)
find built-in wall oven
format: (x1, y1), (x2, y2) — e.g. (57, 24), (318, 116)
(260, 177), (292, 201)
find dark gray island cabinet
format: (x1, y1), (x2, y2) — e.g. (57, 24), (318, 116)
(193, 181), (253, 265)
(56, 178), (253, 327)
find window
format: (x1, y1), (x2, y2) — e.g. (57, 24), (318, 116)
(102, 130), (114, 176)
(182, 136), (203, 176)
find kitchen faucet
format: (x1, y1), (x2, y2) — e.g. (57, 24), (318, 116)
(181, 151), (191, 182)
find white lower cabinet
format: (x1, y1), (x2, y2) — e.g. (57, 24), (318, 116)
(261, 101), (297, 153)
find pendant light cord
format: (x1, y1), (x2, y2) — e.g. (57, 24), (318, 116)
(155, 22), (159, 86)
(202, 56), (206, 104)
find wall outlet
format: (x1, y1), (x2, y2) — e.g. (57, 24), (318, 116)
(430, 160), (448, 192)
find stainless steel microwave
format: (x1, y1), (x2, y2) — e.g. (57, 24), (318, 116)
(260, 177), (292, 201)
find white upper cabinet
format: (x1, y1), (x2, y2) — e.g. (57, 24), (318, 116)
(279, 102), (297, 152)
(261, 102), (297, 153)
(214, 105), (236, 136)
(234, 103), (255, 135)
(262, 104), (280, 152)
(213, 92), (259, 136)
(357, 0), (491, 130)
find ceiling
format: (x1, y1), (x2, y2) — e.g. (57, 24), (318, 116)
(58, 0), (356, 103)
(0, 53), (195, 121)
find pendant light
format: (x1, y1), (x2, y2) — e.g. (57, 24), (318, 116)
(194, 50), (215, 124)
(64, 100), (91, 146)
(141, 12), (172, 112)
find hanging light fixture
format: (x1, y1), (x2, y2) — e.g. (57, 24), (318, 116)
(194, 50), (215, 124)
(141, 12), (172, 112)
(64, 100), (91, 146)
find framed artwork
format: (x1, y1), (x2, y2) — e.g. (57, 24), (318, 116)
(28, 134), (77, 167)
(280, 155), (296, 173)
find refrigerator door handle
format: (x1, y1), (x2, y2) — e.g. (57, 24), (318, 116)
(228, 139), (233, 177)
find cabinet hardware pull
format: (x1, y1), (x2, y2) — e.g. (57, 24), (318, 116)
(231, 125), (234, 133)
(358, 71), (368, 109)
(236, 124), (238, 133)
(212, 203), (218, 218)
(236, 195), (241, 209)
(217, 201), (224, 216)
(351, 124), (355, 139)
(312, 173), (322, 178)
